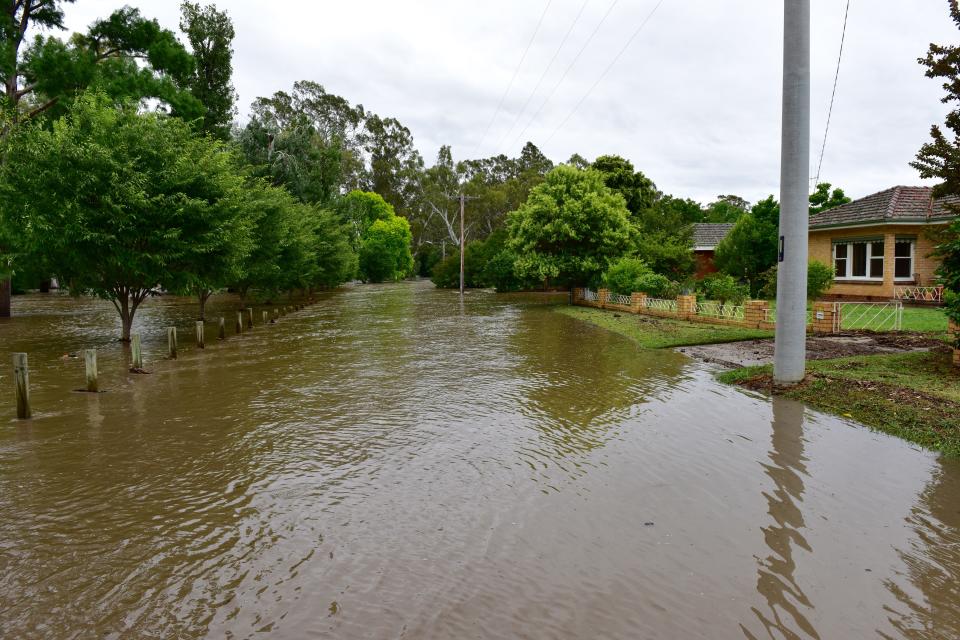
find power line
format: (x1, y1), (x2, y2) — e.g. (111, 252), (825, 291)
(493, 0), (591, 153)
(508, 0), (620, 153)
(471, 0), (553, 158)
(545, 0), (666, 144)
(814, 0), (851, 188)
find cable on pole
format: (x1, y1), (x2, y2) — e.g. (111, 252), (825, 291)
(814, 0), (851, 189)
(471, 0), (554, 158)
(494, 0), (592, 154)
(508, 0), (620, 153)
(545, 0), (666, 144)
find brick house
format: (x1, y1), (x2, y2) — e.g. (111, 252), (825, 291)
(808, 186), (959, 301)
(692, 223), (734, 279)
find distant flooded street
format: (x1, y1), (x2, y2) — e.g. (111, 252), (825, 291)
(1, 280), (958, 639)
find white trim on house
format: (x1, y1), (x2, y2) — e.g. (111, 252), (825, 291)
(811, 219), (952, 232)
(693, 246), (716, 251)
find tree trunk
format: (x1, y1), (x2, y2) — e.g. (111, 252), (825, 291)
(0, 276), (10, 318)
(119, 294), (133, 343)
(198, 289), (211, 321)
(39, 279), (51, 293)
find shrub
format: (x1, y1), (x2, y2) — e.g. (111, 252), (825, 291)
(759, 260), (835, 301)
(698, 273), (749, 305)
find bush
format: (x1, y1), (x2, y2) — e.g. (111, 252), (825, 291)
(698, 273), (749, 305)
(483, 249), (526, 292)
(603, 257), (650, 295)
(759, 260), (835, 301)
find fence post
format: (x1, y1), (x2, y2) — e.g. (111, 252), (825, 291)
(167, 327), (178, 359)
(950, 320), (959, 368)
(195, 321), (205, 349)
(13, 353), (30, 419)
(219, 317), (227, 340)
(630, 292), (646, 314)
(676, 295), (697, 319)
(572, 288), (583, 305)
(247, 307), (254, 329)
(811, 301), (837, 335)
(598, 288), (610, 309)
(744, 300), (769, 329)
(131, 334), (144, 370)
(235, 311), (243, 335)
(262, 310), (268, 325)
(83, 349), (98, 393)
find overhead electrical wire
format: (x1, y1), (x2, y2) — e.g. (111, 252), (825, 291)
(493, 0), (592, 153)
(815, 0), (851, 188)
(471, 0), (554, 158)
(507, 0), (620, 153)
(545, 0), (666, 144)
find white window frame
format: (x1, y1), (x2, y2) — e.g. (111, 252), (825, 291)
(893, 239), (915, 282)
(832, 239), (884, 281)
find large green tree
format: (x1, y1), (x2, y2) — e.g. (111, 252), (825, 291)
(714, 196), (780, 295)
(507, 165), (633, 287)
(912, 0), (960, 332)
(0, 93), (245, 340)
(809, 182), (851, 215)
(591, 154), (661, 219)
(359, 215), (413, 283)
(180, 1), (236, 139)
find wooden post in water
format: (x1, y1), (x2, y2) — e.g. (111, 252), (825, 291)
(235, 311), (243, 335)
(167, 327), (178, 359)
(195, 321), (205, 349)
(262, 310), (268, 325)
(13, 353), (30, 419)
(84, 349), (98, 393)
(273, 308), (279, 322)
(247, 307), (254, 329)
(131, 334), (144, 369)
(219, 317), (227, 340)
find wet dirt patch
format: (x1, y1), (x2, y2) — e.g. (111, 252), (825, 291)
(679, 332), (945, 369)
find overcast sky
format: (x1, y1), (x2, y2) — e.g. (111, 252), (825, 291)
(64, 0), (958, 205)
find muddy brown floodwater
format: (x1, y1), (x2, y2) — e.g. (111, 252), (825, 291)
(0, 280), (959, 639)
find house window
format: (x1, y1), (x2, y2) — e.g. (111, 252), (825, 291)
(832, 239), (884, 280)
(894, 239), (915, 281)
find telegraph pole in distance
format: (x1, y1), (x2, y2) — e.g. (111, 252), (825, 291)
(459, 193), (466, 296)
(774, 0), (811, 384)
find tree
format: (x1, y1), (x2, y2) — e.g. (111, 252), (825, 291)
(1, 2), (202, 316)
(591, 154), (661, 218)
(809, 182), (851, 214)
(507, 165), (633, 287)
(335, 190), (395, 253)
(911, 0), (960, 337)
(0, 93), (243, 341)
(714, 196), (780, 295)
(180, 1), (236, 139)
(359, 216), (413, 283)
(704, 195), (749, 222)
(603, 257), (677, 298)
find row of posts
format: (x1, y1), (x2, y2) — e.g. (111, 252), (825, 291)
(11, 302), (314, 420)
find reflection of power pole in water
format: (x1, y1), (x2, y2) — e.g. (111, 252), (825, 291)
(742, 396), (819, 640)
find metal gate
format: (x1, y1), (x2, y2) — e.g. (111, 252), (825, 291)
(833, 301), (903, 333)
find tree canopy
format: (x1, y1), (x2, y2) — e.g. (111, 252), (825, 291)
(180, 1), (237, 139)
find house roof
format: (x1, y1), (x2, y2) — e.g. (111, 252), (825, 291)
(809, 185), (960, 229)
(692, 223), (734, 250)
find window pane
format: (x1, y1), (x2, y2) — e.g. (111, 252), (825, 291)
(834, 244), (848, 259)
(835, 258), (847, 278)
(871, 241), (884, 257)
(870, 257), (884, 278)
(895, 241), (912, 258)
(895, 257), (912, 279)
(852, 243), (867, 277)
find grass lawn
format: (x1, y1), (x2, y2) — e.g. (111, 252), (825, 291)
(556, 306), (774, 349)
(718, 349), (960, 456)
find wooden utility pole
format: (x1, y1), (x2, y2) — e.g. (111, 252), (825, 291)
(459, 194), (466, 296)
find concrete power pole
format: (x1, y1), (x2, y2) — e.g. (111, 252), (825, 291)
(774, 0), (810, 385)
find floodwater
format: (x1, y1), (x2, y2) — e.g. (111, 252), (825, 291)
(0, 281), (958, 639)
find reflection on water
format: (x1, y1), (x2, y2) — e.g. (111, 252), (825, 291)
(0, 281), (959, 639)
(742, 397), (818, 640)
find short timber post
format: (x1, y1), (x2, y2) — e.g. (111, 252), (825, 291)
(811, 301), (837, 335)
(630, 292), (647, 314)
(949, 320), (959, 367)
(13, 353), (30, 419)
(235, 311), (243, 335)
(84, 349), (98, 393)
(262, 310), (268, 325)
(247, 308), (254, 329)
(131, 334), (144, 370)
(273, 309), (279, 322)
(195, 321), (205, 349)
(219, 317), (227, 340)
(598, 288), (610, 309)
(744, 300), (770, 329)
(676, 294), (697, 320)
(167, 327), (178, 359)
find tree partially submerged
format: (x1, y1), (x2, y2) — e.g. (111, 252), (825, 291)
(0, 93), (245, 340)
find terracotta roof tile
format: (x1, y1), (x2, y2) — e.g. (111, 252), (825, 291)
(692, 223), (734, 248)
(809, 186), (960, 228)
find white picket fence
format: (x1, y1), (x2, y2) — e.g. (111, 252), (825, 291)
(695, 301), (745, 321)
(645, 297), (677, 313)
